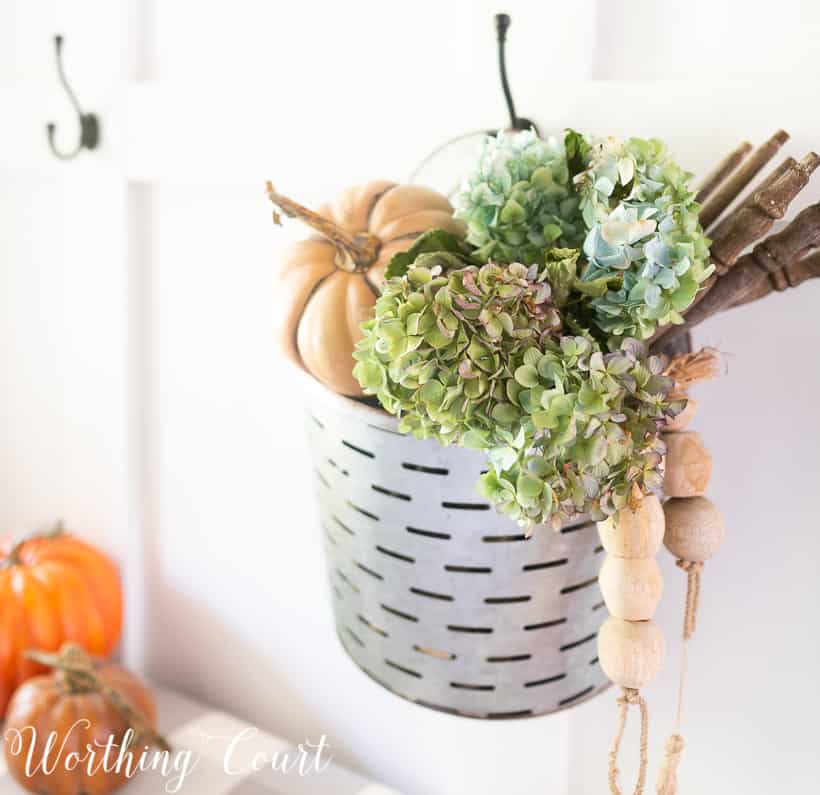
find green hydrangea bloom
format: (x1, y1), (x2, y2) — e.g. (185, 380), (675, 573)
(354, 259), (682, 528)
(453, 130), (583, 265)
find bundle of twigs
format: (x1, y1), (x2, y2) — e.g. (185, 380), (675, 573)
(651, 131), (820, 352)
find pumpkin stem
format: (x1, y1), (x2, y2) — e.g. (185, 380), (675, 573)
(25, 644), (172, 754)
(266, 182), (381, 271)
(1, 520), (66, 569)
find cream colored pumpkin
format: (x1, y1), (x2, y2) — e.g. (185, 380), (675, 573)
(269, 181), (464, 396)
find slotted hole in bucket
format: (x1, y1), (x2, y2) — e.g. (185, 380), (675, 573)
(444, 564), (492, 574)
(407, 526), (451, 540)
(441, 501), (489, 511)
(590, 656), (599, 665)
(524, 673), (567, 688)
(354, 561), (383, 580)
(385, 659), (422, 679)
(482, 533), (528, 543)
(591, 600), (606, 611)
(310, 415), (324, 429)
(341, 440), (375, 458)
(561, 519), (595, 534)
(358, 614), (389, 638)
(448, 624), (493, 634)
(316, 470), (330, 488)
(410, 587), (454, 602)
(414, 645), (456, 661)
(485, 595), (531, 605)
(376, 545), (415, 564)
(401, 462), (449, 476)
(451, 682), (494, 691)
(327, 458), (349, 476)
(380, 603), (419, 623)
(323, 526), (337, 546)
(524, 617), (567, 631)
(347, 501), (379, 521)
(345, 627), (365, 647)
(335, 568), (359, 594)
(487, 709), (533, 719)
(522, 558), (568, 571)
(332, 515), (355, 536)
(368, 423), (403, 437)
(486, 654), (532, 663)
(371, 484), (412, 502)
(560, 632), (597, 652)
(560, 575), (599, 595)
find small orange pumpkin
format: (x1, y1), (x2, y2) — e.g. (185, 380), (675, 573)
(268, 181), (464, 396)
(4, 645), (167, 795)
(0, 526), (123, 716)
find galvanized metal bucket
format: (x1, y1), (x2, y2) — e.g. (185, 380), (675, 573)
(302, 373), (609, 718)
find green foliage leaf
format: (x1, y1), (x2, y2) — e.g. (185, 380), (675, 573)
(384, 228), (473, 280)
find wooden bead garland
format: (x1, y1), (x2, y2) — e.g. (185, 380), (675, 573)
(597, 495), (665, 559)
(598, 617), (665, 688)
(655, 396), (726, 795)
(599, 558), (664, 621)
(663, 431), (713, 497)
(597, 494), (666, 794)
(663, 497), (725, 562)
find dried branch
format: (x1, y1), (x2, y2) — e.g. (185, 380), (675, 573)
(707, 156), (795, 243)
(652, 153), (820, 348)
(709, 152), (820, 274)
(695, 141), (752, 204)
(653, 202), (820, 345)
(698, 130), (789, 229)
(728, 248), (820, 308)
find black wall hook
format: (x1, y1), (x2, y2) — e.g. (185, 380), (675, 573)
(495, 14), (538, 136)
(46, 35), (100, 160)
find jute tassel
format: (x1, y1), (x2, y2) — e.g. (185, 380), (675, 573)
(656, 734), (685, 795)
(608, 687), (649, 795)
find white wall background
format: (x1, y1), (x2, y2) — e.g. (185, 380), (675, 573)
(2, 1), (820, 793)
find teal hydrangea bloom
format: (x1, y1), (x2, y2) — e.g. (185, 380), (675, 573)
(576, 135), (714, 339)
(454, 130), (713, 342)
(453, 130), (584, 265)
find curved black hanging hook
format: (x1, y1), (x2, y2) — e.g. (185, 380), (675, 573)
(46, 35), (100, 160)
(495, 14), (538, 135)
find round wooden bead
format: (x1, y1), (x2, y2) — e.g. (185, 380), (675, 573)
(599, 556), (663, 621)
(598, 617), (665, 690)
(597, 495), (665, 559)
(665, 397), (698, 432)
(664, 496), (725, 562)
(663, 431), (713, 498)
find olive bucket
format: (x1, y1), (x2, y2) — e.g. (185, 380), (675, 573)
(302, 372), (609, 718)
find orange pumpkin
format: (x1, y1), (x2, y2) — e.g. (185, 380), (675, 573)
(268, 181), (464, 396)
(0, 527), (123, 716)
(4, 645), (166, 795)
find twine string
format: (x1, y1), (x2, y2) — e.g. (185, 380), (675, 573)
(676, 560), (703, 640)
(655, 559), (705, 793)
(608, 687), (649, 795)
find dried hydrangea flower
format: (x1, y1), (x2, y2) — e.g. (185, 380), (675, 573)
(453, 130), (583, 264)
(575, 135), (714, 339)
(454, 129), (713, 342)
(354, 258), (683, 528)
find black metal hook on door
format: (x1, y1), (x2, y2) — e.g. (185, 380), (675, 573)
(495, 14), (538, 136)
(46, 35), (100, 160)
